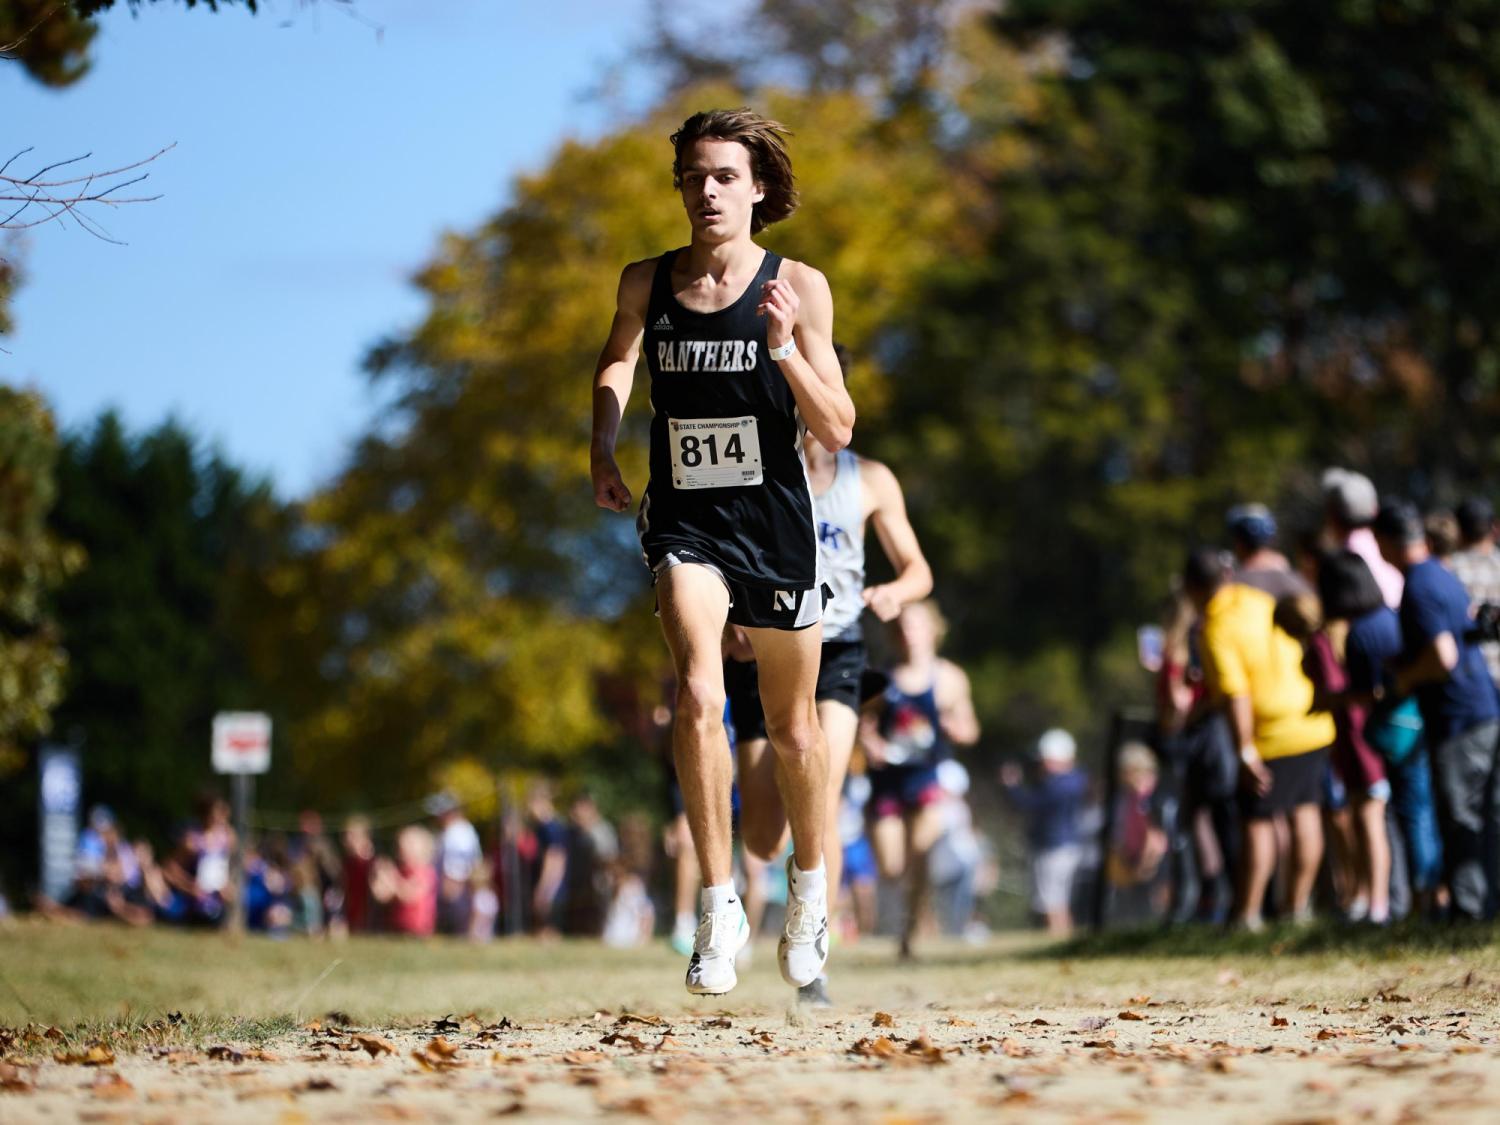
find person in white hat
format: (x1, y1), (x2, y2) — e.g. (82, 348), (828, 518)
(1001, 728), (1089, 937)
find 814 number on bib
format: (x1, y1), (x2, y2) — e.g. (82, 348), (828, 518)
(669, 416), (763, 489)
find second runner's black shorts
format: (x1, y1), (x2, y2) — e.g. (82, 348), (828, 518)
(724, 640), (868, 744)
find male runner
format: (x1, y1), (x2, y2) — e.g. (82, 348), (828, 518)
(861, 601), (980, 958)
(732, 393), (935, 1003)
(590, 108), (855, 996)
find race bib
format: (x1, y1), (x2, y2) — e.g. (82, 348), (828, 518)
(668, 416), (763, 489)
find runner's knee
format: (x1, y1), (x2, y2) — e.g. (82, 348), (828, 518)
(675, 676), (726, 733)
(764, 712), (820, 765)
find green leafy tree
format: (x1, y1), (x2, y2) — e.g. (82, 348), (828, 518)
(0, 1), (349, 89)
(859, 3), (1500, 752)
(45, 413), (288, 833)
(0, 385), (80, 775)
(0, 384), (81, 896)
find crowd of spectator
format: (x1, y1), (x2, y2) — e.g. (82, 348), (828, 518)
(36, 759), (998, 950)
(39, 463), (1495, 945)
(1121, 468), (1500, 931)
(37, 782), (663, 944)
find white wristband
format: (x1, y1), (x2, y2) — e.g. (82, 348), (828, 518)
(768, 339), (796, 362)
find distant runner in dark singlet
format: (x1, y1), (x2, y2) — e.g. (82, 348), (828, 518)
(860, 601), (979, 959)
(590, 108), (855, 997)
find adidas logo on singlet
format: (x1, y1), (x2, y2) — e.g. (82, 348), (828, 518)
(654, 314), (673, 331)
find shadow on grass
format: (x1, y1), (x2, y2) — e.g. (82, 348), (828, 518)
(1033, 917), (1500, 961)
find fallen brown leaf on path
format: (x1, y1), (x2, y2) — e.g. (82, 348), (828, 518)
(295, 1077), (337, 1092)
(411, 1038), (464, 1072)
(850, 1035), (900, 1059)
(990, 1088), (1037, 1106)
(616, 1013), (668, 1028)
(430, 1016), (462, 1034)
(600, 1032), (647, 1051)
(945, 1017), (976, 1028)
(55, 1044), (115, 1067)
(601, 1092), (670, 1116)
(562, 1050), (607, 1065)
(1119, 1011), (1147, 1021)
(1129, 995), (1151, 1005)
(207, 1045), (245, 1063)
(89, 1070), (134, 1098)
(872, 1012), (895, 1028)
(701, 1017), (733, 1030)
(352, 1034), (396, 1059)
(904, 1033), (948, 1065)
(1271, 1016), (1290, 1027)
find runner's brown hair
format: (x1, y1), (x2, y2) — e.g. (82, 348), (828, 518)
(671, 108), (798, 234)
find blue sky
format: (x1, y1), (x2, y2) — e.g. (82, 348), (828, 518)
(4, 0), (656, 498)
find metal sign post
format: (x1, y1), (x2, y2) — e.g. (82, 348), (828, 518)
(212, 712), (271, 934)
(38, 745), (82, 902)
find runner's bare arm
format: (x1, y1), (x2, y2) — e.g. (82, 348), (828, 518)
(935, 660), (980, 747)
(591, 260), (653, 511)
(857, 707), (892, 767)
(758, 261), (854, 450)
(860, 458), (933, 622)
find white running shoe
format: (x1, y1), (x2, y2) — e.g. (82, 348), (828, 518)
(685, 900), (751, 996)
(777, 860), (830, 988)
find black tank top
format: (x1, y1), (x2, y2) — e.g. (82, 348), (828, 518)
(636, 247), (817, 588)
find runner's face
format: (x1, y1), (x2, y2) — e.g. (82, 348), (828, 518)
(897, 603), (937, 657)
(680, 139), (762, 241)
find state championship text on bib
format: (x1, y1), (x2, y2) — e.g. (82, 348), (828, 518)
(668, 416), (763, 489)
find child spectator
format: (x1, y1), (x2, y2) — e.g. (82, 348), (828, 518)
(371, 825), (438, 937)
(1001, 728), (1089, 937)
(1106, 743), (1169, 923)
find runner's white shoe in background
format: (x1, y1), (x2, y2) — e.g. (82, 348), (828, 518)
(685, 899), (751, 995)
(670, 912), (696, 958)
(778, 859), (830, 988)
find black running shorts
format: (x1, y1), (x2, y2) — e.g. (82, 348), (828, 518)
(651, 548), (823, 631)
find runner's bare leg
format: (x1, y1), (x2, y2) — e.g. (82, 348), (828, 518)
(817, 699), (860, 896)
(657, 565), (735, 888)
(746, 625), (828, 872)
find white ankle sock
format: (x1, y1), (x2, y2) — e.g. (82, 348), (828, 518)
(701, 882), (738, 913)
(790, 862), (827, 901)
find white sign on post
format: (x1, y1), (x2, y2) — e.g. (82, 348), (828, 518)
(212, 712), (272, 775)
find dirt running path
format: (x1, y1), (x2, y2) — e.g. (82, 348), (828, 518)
(6, 994), (1499, 1122)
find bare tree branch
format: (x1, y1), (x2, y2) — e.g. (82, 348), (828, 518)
(1, 143), (174, 240)
(0, 148), (35, 179)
